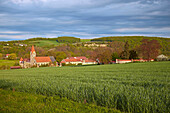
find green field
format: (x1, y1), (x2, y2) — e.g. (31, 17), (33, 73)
(28, 40), (61, 47)
(0, 60), (19, 67)
(81, 39), (91, 42)
(0, 62), (170, 112)
(0, 89), (120, 113)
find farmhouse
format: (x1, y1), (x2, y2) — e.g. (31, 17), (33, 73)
(19, 45), (56, 68)
(84, 43), (108, 47)
(157, 54), (169, 61)
(116, 59), (154, 64)
(61, 56), (97, 65)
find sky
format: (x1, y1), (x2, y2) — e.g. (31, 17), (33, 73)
(0, 0), (170, 41)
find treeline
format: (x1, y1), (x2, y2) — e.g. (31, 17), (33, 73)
(56, 36), (80, 43)
(91, 36), (170, 56)
(26, 36), (80, 43)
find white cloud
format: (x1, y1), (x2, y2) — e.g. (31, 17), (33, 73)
(0, 31), (26, 34)
(114, 27), (170, 32)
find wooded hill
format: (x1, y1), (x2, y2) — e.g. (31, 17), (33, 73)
(0, 36), (170, 57)
(91, 36), (170, 55)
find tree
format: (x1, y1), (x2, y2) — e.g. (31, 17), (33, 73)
(120, 41), (130, 59)
(55, 51), (67, 63)
(47, 50), (57, 58)
(8, 53), (17, 60)
(140, 39), (161, 60)
(112, 52), (120, 61)
(0, 53), (2, 59)
(108, 41), (125, 55)
(129, 50), (138, 59)
(91, 47), (112, 64)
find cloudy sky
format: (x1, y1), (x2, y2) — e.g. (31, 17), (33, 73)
(0, 0), (170, 41)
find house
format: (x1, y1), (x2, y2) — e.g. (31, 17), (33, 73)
(116, 58), (154, 64)
(82, 59), (97, 65)
(6, 54), (10, 58)
(84, 43), (108, 47)
(61, 56), (97, 65)
(19, 45), (56, 68)
(10, 66), (21, 69)
(116, 59), (132, 64)
(157, 54), (168, 61)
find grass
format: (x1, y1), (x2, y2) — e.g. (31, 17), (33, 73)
(0, 60), (18, 67)
(28, 40), (61, 47)
(81, 39), (91, 42)
(0, 89), (120, 113)
(27, 39), (91, 47)
(0, 62), (169, 112)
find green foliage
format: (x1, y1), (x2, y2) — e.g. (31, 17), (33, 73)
(0, 89), (121, 113)
(56, 36), (80, 43)
(129, 50), (138, 59)
(55, 51), (67, 63)
(0, 65), (10, 70)
(39, 64), (49, 67)
(120, 41), (130, 59)
(91, 36), (170, 56)
(0, 53), (2, 59)
(65, 63), (77, 66)
(112, 53), (120, 61)
(8, 53), (17, 60)
(77, 63), (82, 65)
(0, 60), (19, 70)
(81, 39), (91, 42)
(61, 63), (66, 66)
(0, 62), (169, 113)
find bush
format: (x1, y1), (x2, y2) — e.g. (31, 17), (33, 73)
(14, 62), (19, 66)
(0, 65), (10, 70)
(64, 63), (77, 66)
(56, 36), (80, 43)
(62, 63), (65, 66)
(8, 53), (17, 60)
(39, 64), (49, 67)
(77, 63), (82, 65)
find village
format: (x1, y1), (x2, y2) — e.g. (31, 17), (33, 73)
(2, 45), (166, 69)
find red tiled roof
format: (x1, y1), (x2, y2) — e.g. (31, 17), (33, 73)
(117, 59), (131, 61)
(84, 59), (96, 63)
(31, 45), (35, 53)
(67, 56), (87, 60)
(35, 57), (51, 62)
(61, 60), (66, 63)
(64, 59), (82, 62)
(20, 57), (23, 61)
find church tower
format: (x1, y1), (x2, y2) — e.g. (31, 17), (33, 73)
(30, 45), (36, 66)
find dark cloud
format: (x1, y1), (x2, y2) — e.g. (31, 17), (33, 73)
(0, 0), (170, 40)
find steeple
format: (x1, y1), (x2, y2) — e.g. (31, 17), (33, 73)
(30, 45), (36, 66)
(20, 57), (23, 61)
(31, 45), (35, 53)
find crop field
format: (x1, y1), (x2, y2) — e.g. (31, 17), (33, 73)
(28, 40), (61, 47)
(0, 62), (170, 112)
(0, 60), (18, 67)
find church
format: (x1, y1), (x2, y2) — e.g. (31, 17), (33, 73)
(19, 45), (56, 68)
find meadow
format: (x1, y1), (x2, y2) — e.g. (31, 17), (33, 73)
(0, 89), (120, 113)
(29, 40), (61, 47)
(0, 60), (19, 70)
(0, 62), (169, 112)
(0, 60), (18, 67)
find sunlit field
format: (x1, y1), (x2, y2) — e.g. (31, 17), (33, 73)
(0, 62), (169, 112)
